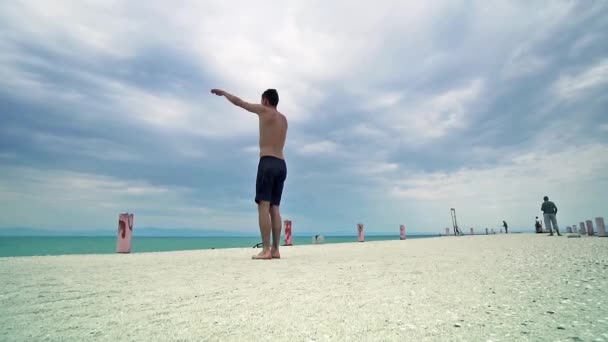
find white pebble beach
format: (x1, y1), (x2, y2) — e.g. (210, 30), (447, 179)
(1, 234), (607, 341)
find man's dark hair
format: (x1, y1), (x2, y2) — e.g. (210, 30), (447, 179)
(543, 196), (549, 201)
(262, 89), (279, 107)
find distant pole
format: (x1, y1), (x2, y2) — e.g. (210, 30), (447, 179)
(596, 217), (606, 237)
(586, 220), (595, 236)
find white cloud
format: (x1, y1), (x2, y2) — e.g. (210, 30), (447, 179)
(553, 59), (608, 100)
(0, 166), (258, 230)
(297, 140), (338, 156)
(384, 79), (484, 143)
(502, 51), (548, 80)
(385, 143), (608, 228)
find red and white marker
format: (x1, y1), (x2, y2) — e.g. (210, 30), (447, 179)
(357, 223), (365, 242)
(116, 213), (134, 253)
(283, 220), (293, 246)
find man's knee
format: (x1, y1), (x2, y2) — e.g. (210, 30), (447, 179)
(258, 201), (270, 212)
(269, 205), (280, 216)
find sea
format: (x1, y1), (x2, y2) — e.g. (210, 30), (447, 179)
(0, 235), (436, 258)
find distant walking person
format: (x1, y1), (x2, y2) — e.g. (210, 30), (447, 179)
(502, 220), (508, 234)
(541, 196), (561, 236)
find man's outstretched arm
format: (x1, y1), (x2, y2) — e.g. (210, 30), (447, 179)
(211, 88), (267, 115)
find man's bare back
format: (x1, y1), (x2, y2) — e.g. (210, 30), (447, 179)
(210, 87), (288, 260)
(259, 109), (288, 160)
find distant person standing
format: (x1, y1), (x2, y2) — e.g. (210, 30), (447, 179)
(541, 196), (561, 236)
(502, 220), (508, 234)
(535, 216), (543, 233)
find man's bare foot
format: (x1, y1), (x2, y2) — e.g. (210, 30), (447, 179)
(270, 248), (281, 259)
(252, 250), (272, 260)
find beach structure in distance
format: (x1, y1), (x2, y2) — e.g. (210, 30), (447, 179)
(450, 208), (463, 236)
(596, 217), (606, 237)
(116, 213), (134, 253)
(283, 220), (293, 246)
(357, 223), (365, 242)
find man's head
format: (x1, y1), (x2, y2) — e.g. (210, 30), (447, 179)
(543, 196), (549, 201)
(261, 89), (279, 107)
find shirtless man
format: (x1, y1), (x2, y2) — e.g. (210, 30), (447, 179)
(211, 88), (288, 260)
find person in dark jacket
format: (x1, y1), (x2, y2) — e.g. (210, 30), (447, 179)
(541, 196), (561, 236)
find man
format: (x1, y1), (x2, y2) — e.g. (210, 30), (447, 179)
(502, 220), (508, 234)
(541, 196), (561, 236)
(211, 88), (288, 259)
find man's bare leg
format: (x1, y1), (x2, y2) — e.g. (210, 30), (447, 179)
(270, 205), (282, 259)
(253, 201), (272, 259)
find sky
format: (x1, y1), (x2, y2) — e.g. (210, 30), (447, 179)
(0, 1), (607, 235)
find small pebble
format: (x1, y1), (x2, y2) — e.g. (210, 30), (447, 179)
(547, 311), (555, 314)
(557, 326), (565, 330)
(454, 324), (461, 328)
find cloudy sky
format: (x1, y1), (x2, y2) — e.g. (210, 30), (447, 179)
(0, 1), (607, 234)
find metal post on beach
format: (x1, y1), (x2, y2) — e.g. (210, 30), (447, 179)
(579, 222), (587, 235)
(596, 217), (606, 237)
(586, 220), (594, 236)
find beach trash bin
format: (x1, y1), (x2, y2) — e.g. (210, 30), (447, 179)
(400, 225), (406, 240)
(357, 223), (365, 242)
(283, 220), (293, 246)
(596, 217), (606, 237)
(116, 213), (134, 253)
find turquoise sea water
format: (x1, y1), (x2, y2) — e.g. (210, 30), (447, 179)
(0, 235), (435, 258)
